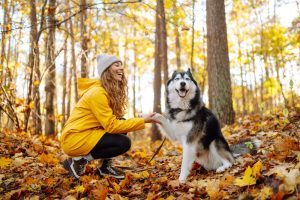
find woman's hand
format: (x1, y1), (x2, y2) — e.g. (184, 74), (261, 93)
(140, 112), (162, 124)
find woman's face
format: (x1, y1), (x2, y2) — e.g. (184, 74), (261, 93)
(109, 61), (124, 81)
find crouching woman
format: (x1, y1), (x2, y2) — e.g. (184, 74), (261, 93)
(61, 54), (159, 179)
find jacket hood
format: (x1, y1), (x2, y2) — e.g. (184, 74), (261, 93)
(78, 78), (101, 97)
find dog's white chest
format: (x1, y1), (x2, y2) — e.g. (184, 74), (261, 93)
(171, 120), (193, 139)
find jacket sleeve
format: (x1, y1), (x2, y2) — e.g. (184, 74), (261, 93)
(85, 87), (145, 133)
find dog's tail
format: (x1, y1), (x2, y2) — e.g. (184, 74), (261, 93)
(230, 139), (261, 158)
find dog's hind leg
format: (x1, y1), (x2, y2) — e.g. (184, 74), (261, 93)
(179, 141), (196, 183)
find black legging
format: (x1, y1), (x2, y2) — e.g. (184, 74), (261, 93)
(89, 133), (131, 159)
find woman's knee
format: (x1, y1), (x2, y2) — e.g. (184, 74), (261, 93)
(119, 134), (131, 152)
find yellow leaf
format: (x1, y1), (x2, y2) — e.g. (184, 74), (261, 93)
(29, 101), (35, 109)
(258, 186), (273, 200)
(39, 153), (59, 165)
(234, 166), (256, 187)
(252, 160), (263, 177)
(112, 182), (120, 192)
(132, 170), (150, 179)
(33, 80), (40, 86)
(166, 196), (175, 200)
(0, 157), (12, 169)
(75, 185), (85, 193)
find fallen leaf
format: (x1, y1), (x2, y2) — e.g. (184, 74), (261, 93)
(234, 166), (256, 187)
(74, 185), (85, 193)
(0, 157), (12, 169)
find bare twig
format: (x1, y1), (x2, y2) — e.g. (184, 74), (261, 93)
(148, 137), (166, 163)
(0, 86), (20, 129)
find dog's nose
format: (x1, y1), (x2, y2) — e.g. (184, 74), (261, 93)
(180, 82), (186, 87)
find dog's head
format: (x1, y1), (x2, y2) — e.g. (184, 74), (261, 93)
(167, 69), (198, 99)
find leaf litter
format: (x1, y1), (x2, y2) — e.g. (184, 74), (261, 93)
(0, 112), (299, 199)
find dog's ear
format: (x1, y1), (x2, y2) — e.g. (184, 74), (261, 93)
(187, 68), (193, 76)
(171, 70), (177, 79)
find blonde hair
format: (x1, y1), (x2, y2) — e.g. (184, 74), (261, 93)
(101, 65), (128, 118)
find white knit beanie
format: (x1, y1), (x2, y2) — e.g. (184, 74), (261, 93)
(96, 54), (122, 77)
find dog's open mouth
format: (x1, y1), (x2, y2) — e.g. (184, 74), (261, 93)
(176, 88), (188, 98)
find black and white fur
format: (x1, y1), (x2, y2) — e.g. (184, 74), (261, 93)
(154, 69), (259, 182)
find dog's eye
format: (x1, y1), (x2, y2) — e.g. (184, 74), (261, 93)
(185, 78), (190, 81)
(175, 78), (180, 81)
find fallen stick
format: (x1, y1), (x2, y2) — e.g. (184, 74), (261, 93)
(148, 137), (166, 163)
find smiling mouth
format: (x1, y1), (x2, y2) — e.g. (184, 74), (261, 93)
(176, 88), (188, 98)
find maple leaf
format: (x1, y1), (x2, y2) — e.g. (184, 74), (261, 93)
(252, 160), (263, 177)
(75, 185), (85, 193)
(0, 157), (12, 169)
(39, 153), (59, 165)
(234, 166), (256, 187)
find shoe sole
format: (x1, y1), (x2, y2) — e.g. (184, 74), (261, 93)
(97, 170), (125, 179)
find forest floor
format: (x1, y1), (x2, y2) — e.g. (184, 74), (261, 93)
(0, 111), (299, 200)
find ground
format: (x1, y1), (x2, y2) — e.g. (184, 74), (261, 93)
(0, 112), (299, 199)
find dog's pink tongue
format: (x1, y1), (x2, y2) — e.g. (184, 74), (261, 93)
(179, 90), (186, 97)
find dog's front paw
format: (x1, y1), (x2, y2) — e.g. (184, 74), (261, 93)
(216, 163), (232, 173)
(153, 113), (166, 122)
(179, 174), (187, 183)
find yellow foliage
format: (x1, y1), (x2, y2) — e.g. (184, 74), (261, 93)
(74, 185), (85, 193)
(0, 157), (12, 169)
(234, 166), (256, 187)
(234, 161), (263, 187)
(39, 153), (59, 165)
(252, 160), (263, 177)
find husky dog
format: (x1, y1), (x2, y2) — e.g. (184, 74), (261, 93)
(154, 69), (259, 182)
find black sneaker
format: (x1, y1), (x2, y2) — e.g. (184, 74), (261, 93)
(97, 159), (125, 179)
(63, 158), (88, 179)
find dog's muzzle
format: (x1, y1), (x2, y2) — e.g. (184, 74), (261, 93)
(176, 87), (188, 98)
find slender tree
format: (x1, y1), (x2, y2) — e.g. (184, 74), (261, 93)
(206, 0), (235, 125)
(45, 0), (56, 136)
(151, 0), (166, 141)
(25, 0), (41, 133)
(80, 0), (88, 78)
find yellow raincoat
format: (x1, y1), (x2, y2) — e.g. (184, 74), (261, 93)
(61, 78), (145, 156)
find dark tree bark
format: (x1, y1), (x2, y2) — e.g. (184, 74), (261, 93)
(206, 0), (235, 125)
(152, 0), (168, 141)
(45, 0), (56, 136)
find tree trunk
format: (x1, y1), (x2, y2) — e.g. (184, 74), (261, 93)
(160, 0), (168, 85)
(80, 0), (88, 78)
(0, 0), (8, 84)
(45, 0), (56, 136)
(190, 0), (195, 72)
(67, 0), (78, 107)
(238, 38), (246, 115)
(133, 28), (137, 117)
(152, 0), (166, 141)
(25, 0), (41, 134)
(206, 0), (235, 125)
(173, 0), (181, 71)
(62, 33), (68, 127)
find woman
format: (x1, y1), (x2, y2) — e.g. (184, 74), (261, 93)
(61, 54), (159, 179)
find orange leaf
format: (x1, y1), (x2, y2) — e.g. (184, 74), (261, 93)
(39, 153), (59, 165)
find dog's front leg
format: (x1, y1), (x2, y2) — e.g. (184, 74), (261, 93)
(179, 141), (195, 183)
